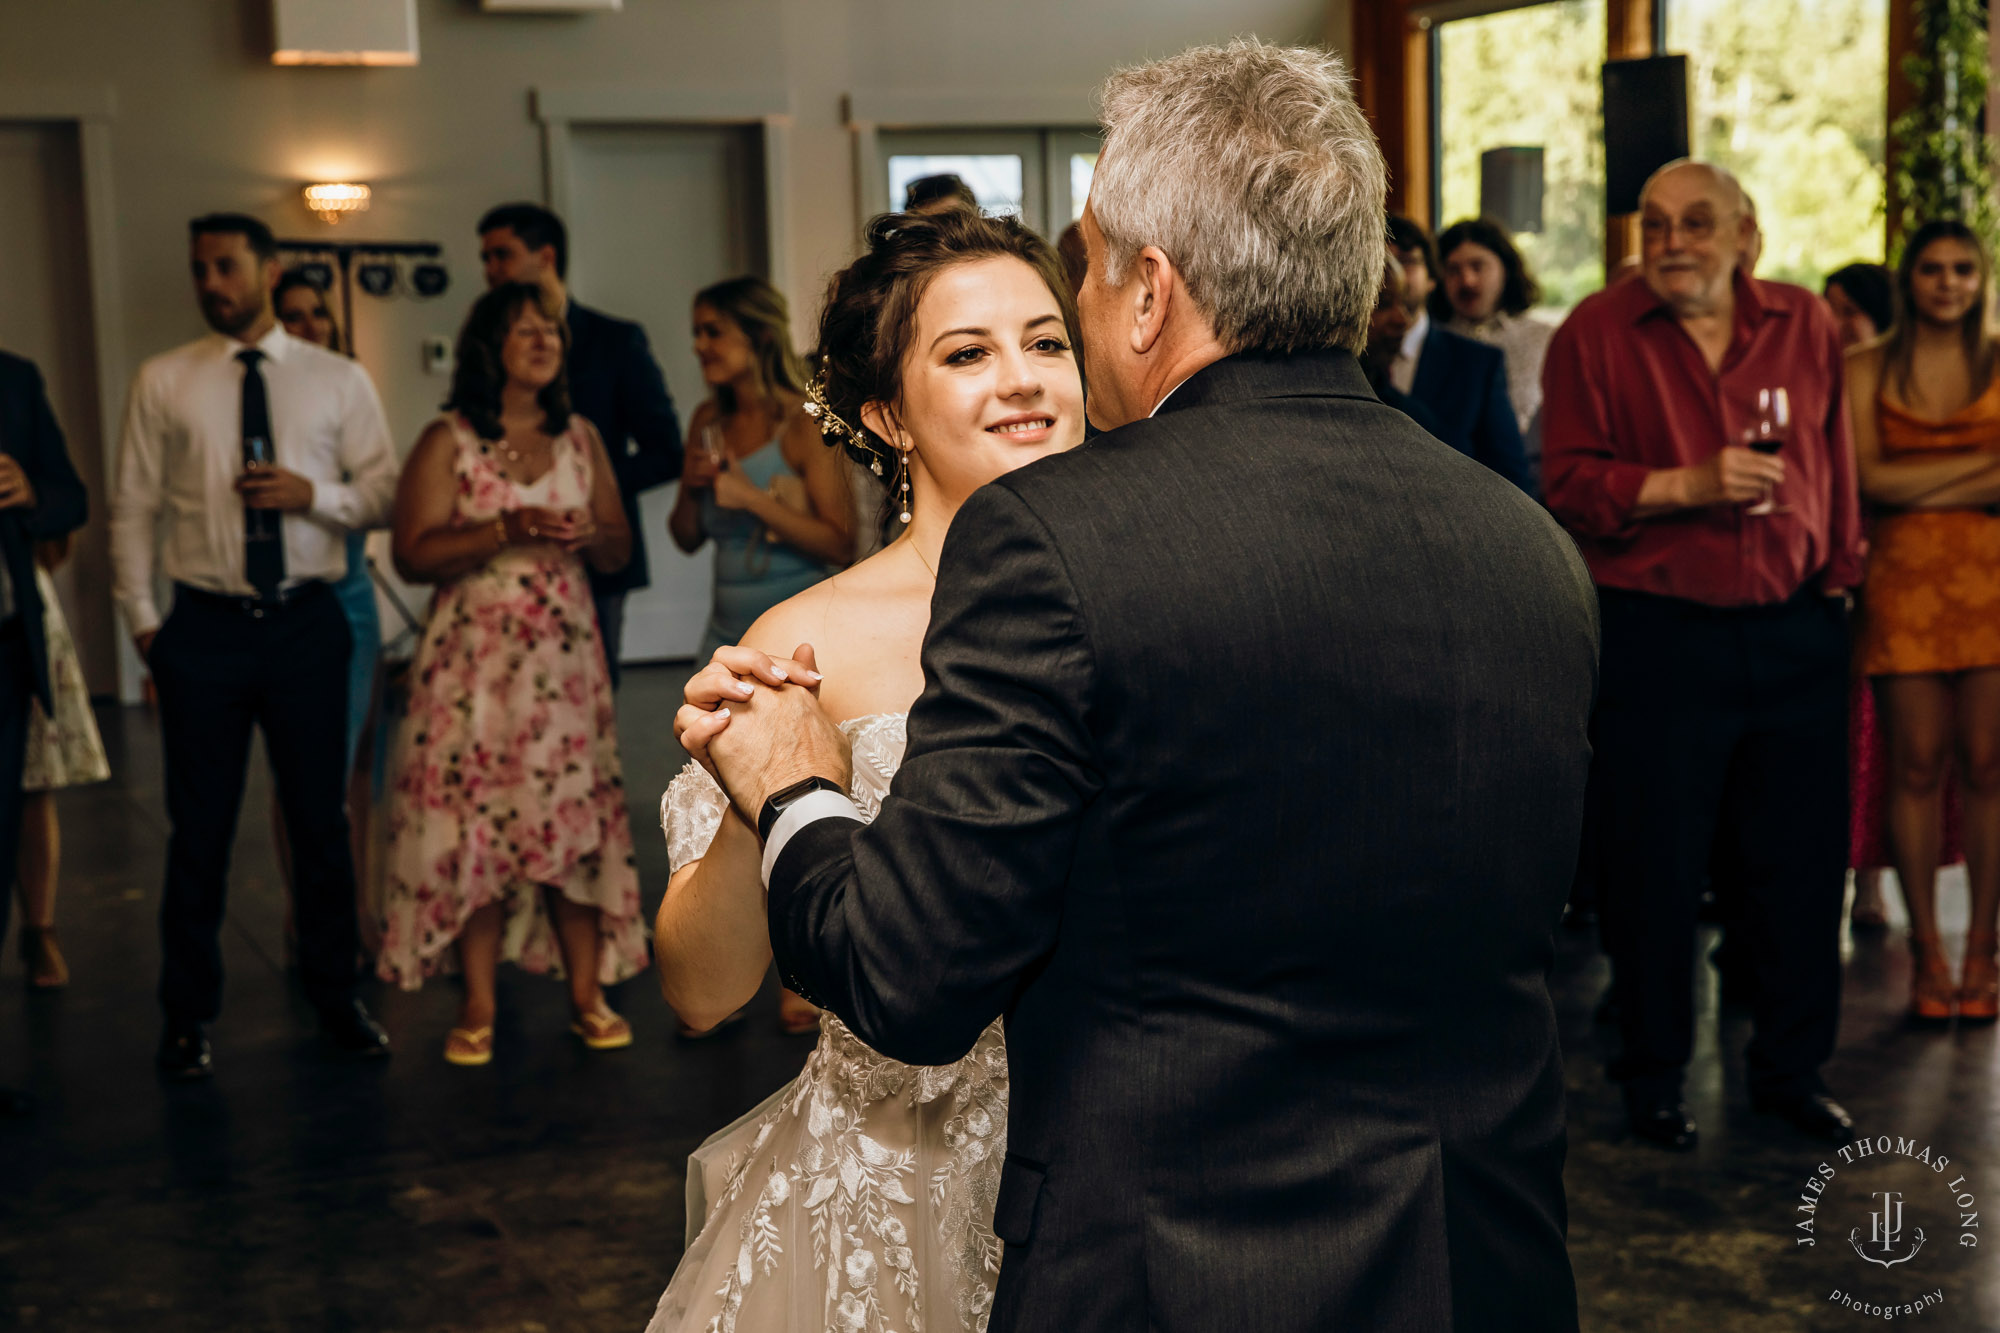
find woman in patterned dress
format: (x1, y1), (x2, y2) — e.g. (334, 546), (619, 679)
(14, 535), (112, 988)
(1851, 221), (2000, 1023)
(646, 210), (1087, 1332)
(377, 282), (644, 1064)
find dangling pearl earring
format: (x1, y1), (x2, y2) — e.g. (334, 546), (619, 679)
(897, 442), (913, 525)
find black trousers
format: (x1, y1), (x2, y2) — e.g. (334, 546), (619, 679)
(0, 619), (34, 945)
(1593, 587), (1849, 1101)
(151, 583), (356, 1022)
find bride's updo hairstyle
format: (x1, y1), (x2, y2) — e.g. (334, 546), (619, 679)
(809, 208), (1081, 486)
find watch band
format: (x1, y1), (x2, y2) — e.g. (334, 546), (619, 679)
(757, 775), (847, 842)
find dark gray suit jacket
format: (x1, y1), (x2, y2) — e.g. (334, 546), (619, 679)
(769, 349), (1596, 1332)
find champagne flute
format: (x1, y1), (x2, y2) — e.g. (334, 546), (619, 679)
(1744, 386), (1790, 517)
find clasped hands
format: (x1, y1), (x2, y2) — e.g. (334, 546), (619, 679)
(0, 455), (38, 511)
(675, 643), (852, 833)
(502, 506), (598, 553)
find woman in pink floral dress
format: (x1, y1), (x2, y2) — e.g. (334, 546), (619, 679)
(379, 281), (645, 1065)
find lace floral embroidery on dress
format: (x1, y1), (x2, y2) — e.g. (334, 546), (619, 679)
(655, 715), (1007, 1333)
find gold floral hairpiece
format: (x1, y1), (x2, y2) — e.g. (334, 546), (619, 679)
(804, 368), (886, 475)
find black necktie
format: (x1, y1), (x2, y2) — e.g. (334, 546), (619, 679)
(238, 348), (285, 599)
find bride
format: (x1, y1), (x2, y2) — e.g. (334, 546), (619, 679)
(647, 208), (1087, 1333)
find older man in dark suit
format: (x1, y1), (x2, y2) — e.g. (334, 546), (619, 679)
(683, 41), (1596, 1333)
(478, 203), (682, 684)
(0, 349), (89, 1114)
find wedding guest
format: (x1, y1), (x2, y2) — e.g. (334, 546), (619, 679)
(1826, 263), (1893, 350)
(0, 351), (89, 994)
(1543, 161), (1864, 1147)
(274, 269), (384, 952)
(1057, 220), (1088, 295)
(1826, 258), (1918, 933)
(668, 277), (852, 664)
(15, 534), (110, 989)
(111, 213), (396, 1078)
(1849, 220), (2000, 1024)
(668, 277), (849, 1037)
(1362, 255), (1442, 437)
(1385, 214), (1534, 493)
(378, 281), (644, 1066)
(904, 172), (978, 214)
(478, 203), (682, 686)
(1435, 217), (1555, 481)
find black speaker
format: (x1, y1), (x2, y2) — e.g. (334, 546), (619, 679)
(1480, 147), (1544, 234)
(1602, 54), (1689, 215)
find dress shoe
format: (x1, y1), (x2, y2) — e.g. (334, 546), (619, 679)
(319, 999), (391, 1057)
(1626, 1096), (1698, 1151)
(1753, 1089), (1856, 1145)
(156, 1021), (213, 1081)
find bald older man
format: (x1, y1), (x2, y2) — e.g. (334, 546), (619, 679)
(1544, 161), (1863, 1151)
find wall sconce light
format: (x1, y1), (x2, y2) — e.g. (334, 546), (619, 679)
(303, 182), (371, 224)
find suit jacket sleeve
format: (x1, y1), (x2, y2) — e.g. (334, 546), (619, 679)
(767, 481), (1102, 1065)
(610, 322), (682, 495)
(10, 360), (87, 541)
(1473, 349), (1535, 496)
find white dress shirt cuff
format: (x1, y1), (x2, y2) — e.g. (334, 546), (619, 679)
(306, 477), (352, 528)
(120, 595), (162, 640)
(760, 790), (864, 886)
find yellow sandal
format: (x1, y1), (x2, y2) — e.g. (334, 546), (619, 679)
(444, 1025), (494, 1066)
(571, 1006), (632, 1051)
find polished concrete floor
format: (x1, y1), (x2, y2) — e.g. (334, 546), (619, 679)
(2, 663), (1997, 1331)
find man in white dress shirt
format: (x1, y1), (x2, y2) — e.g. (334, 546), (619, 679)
(111, 213), (399, 1078)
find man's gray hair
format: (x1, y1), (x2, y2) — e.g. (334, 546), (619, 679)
(1092, 40), (1387, 356)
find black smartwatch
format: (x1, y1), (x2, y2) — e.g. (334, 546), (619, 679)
(757, 775), (848, 843)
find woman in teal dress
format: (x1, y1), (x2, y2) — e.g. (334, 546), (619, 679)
(668, 276), (850, 1034)
(669, 277), (852, 664)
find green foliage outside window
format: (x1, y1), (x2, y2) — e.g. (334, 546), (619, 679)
(1438, 1), (1608, 311)
(1438, 0), (1887, 309)
(1670, 0), (1888, 289)
(1889, 0), (1998, 264)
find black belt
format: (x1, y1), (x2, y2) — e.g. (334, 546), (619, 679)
(173, 581), (329, 618)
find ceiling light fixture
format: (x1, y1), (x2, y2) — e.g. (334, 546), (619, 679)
(303, 182), (371, 224)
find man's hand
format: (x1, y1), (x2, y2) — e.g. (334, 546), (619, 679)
(0, 456), (37, 511)
(674, 642), (844, 826)
(234, 465), (315, 513)
(1683, 447), (1786, 507)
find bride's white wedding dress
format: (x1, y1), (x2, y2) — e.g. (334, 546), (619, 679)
(648, 713), (1008, 1333)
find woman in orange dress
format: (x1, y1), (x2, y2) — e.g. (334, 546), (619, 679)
(1851, 220), (2000, 1024)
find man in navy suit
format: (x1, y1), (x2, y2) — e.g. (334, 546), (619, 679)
(0, 349), (89, 1114)
(1387, 215), (1534, 495)
(478, 203), (682, 685)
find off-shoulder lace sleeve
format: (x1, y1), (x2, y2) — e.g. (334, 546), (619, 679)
(661, 762), (730, 874)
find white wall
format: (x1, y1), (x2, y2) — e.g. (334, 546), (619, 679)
(0, 0), (1348, 685)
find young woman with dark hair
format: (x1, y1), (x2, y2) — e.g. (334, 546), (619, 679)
(1435, 217), (1555, 449)
(647, 209), (1086, 1331)
(1850, 220), (2000, 1023)
(377, 282), (643, 1064)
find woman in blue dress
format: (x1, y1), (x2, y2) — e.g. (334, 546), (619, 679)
(668, 276), (851, 1033)
(274, 270), (385, 952)
(668, 277), (852, 663)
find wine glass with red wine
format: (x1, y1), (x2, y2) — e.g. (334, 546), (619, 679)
(1745, 386), (1790, 516)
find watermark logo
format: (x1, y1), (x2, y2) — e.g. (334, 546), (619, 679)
(1851, 1191), (1924, 1268)
(1786, 1132), (1976, 1319)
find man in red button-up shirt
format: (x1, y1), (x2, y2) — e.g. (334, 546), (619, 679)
(1543, 161), (1862, 1152)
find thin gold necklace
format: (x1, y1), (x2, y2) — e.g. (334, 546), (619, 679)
(905, 536), (938, 580)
